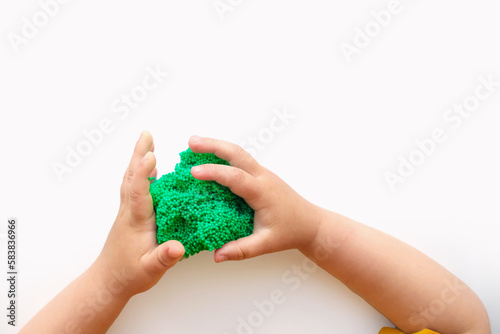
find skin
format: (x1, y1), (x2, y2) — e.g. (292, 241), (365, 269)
(20, 131), (185, 334)
(21, 133), (491, 334)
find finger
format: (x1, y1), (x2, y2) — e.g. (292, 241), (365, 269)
(123, 131), (154, 185)
(214, 233), (270, 262)
(143, 240), (185, 275)
(191, 164), (260, 204)
(130, 152), (156, 221)
(189, 136), (261, 176)
(150, 167), (158, 181)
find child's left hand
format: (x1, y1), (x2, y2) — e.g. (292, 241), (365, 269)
(21, 132), (184, 334)
(94, 131), (185, 297)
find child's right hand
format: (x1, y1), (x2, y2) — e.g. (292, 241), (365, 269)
(189, 135), (323, 262)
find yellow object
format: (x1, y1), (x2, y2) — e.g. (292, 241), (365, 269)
(378, 327), (440, 334)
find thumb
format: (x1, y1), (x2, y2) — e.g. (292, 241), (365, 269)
(144, 240), (185, 275)
(214, 233), (270, 263)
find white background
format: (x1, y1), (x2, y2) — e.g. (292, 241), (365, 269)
(1, 0), (499, 333)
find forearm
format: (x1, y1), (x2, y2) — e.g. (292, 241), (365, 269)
(300, 208), (490, 334)
(20, 263), (131, 334)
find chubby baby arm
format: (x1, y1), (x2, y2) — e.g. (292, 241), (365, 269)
(189, 135), (490, 334)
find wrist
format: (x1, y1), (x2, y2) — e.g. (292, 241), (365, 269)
(88, 259), (136, 303)
(295, 202), (326, 254)
(299, 209), (352, 261)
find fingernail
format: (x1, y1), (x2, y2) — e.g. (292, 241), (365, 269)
(216, 254), (228, 263)
(191, 135), (201, 142)
(191, 166), (202, 174)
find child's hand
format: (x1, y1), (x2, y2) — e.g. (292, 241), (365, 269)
(94, 131), (185, 296)
(189, 135), (323, 262)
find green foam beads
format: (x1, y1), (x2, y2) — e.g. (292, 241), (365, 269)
(149, 148), (254, 257)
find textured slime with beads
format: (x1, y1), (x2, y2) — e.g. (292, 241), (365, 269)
(149, 148), (254, 257)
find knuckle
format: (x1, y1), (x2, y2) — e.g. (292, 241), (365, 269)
(235, 242), (248, 260)
(157, 249), (169, 268)
(124, 168), (134, 183)
(232, 144), (245, 159)
(246, 181), (261, 200)
(216, 167), (231, 185)
(231, 169), (246, 184)
(129, 187), (142, 202)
